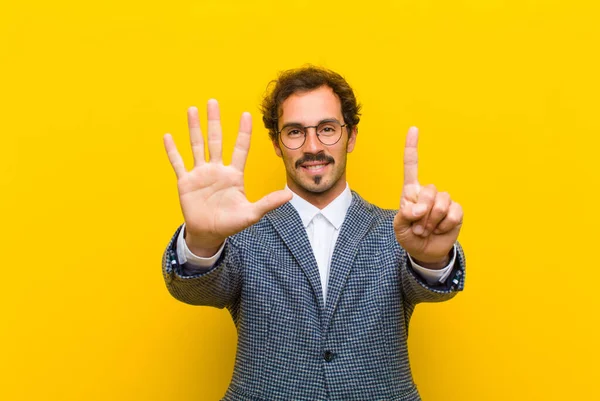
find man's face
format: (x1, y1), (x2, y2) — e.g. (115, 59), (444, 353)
(272, 85), (357, 199)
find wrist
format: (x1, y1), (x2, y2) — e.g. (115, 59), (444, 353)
(410, 253), (451, 270)
(184, 229), (225, 258)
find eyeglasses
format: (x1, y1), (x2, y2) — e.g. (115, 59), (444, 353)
(276, 120), (347, 150)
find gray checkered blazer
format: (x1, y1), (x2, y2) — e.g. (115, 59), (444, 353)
(162, 191), (466, 401)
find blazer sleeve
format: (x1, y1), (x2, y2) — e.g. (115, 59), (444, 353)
(399, 240), (466, 305)
(161, 224), (242, 309)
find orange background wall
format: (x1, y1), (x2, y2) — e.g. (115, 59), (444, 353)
(1, 1), (599, 400)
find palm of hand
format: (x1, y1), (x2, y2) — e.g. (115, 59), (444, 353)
(178, 164), (253, 240)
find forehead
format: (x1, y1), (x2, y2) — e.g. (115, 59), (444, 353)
(279, 85), (343, 124)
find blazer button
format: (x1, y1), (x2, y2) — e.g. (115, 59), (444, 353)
(323, 351), (335, 362)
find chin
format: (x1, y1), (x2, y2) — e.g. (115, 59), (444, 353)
(299, 177), (335, 194)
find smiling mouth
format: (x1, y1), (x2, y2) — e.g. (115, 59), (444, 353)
(302, 163), (330, 171)
(300, 162), (331, 173)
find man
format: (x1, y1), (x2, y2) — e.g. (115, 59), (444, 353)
(162, 66), (465, 401)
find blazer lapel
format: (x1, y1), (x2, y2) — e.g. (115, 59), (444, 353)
(267, 203), (325, 312)
(323, 192), (374, 332)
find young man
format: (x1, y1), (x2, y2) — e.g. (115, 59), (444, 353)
(162, 66), (465, 401)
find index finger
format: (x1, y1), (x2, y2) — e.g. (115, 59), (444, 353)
(403, 126), (420, 187)
(231, 112), (252, 172)
(163, 133), (186, 179)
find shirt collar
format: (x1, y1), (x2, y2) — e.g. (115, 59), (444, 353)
(287, 183), (352, 230)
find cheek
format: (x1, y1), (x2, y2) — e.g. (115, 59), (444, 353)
(332, 147), (347, 163)
(281, 151), (298, 168)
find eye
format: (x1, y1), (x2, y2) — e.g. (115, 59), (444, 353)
(286, 129), (303, 137)
(319, 124), (337, 135)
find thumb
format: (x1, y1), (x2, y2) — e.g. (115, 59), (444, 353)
(252, 189), (293, 220)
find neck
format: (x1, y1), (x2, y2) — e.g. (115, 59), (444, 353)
(287, 176), (348, 210)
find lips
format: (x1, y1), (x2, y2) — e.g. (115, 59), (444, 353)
(301, 162), (329, 174)
(301, 162), (330, 170)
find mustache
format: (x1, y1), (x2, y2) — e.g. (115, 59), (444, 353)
(295, 153), (335, 169)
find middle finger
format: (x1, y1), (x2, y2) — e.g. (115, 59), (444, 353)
(207, 99), (223, 163)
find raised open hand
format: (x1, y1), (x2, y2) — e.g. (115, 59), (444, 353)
(393, 127), (463, 267)
(163, 100), (292, 256)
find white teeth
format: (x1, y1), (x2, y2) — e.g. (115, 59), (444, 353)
(305, 164), (326, 170)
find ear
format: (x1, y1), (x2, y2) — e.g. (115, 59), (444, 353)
(272, 139), (283, 158)
(346, 126), (358, 153)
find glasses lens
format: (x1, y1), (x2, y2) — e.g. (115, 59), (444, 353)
(281, 126), (305, 149)
(317, 121), (342, 145)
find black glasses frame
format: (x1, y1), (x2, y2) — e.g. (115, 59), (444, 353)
(276, 121), (347, 150)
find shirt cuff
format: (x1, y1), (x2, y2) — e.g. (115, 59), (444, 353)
(176, 223), (226, 268)
(407, 244), (457, 286)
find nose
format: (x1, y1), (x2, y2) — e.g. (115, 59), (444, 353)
(302, 127), (324, 153)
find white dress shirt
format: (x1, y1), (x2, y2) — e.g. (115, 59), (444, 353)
(177, 184), (456, 301)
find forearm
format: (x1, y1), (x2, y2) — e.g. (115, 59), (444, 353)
(400, 242), (466, 305)
(162, 225), (241, 308)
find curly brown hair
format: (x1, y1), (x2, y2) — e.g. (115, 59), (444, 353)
(261, 65), (361, 142)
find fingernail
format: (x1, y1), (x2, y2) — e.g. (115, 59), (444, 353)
(413, 204), (426, 216)
(413, 225), (424, 235)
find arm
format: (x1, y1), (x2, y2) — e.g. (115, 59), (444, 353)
(162, 224), (241, 309)
(394, 127), (466, 304)
(400, 241), (466, 305)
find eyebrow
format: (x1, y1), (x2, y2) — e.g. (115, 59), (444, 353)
(280, 118), (342, 131)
